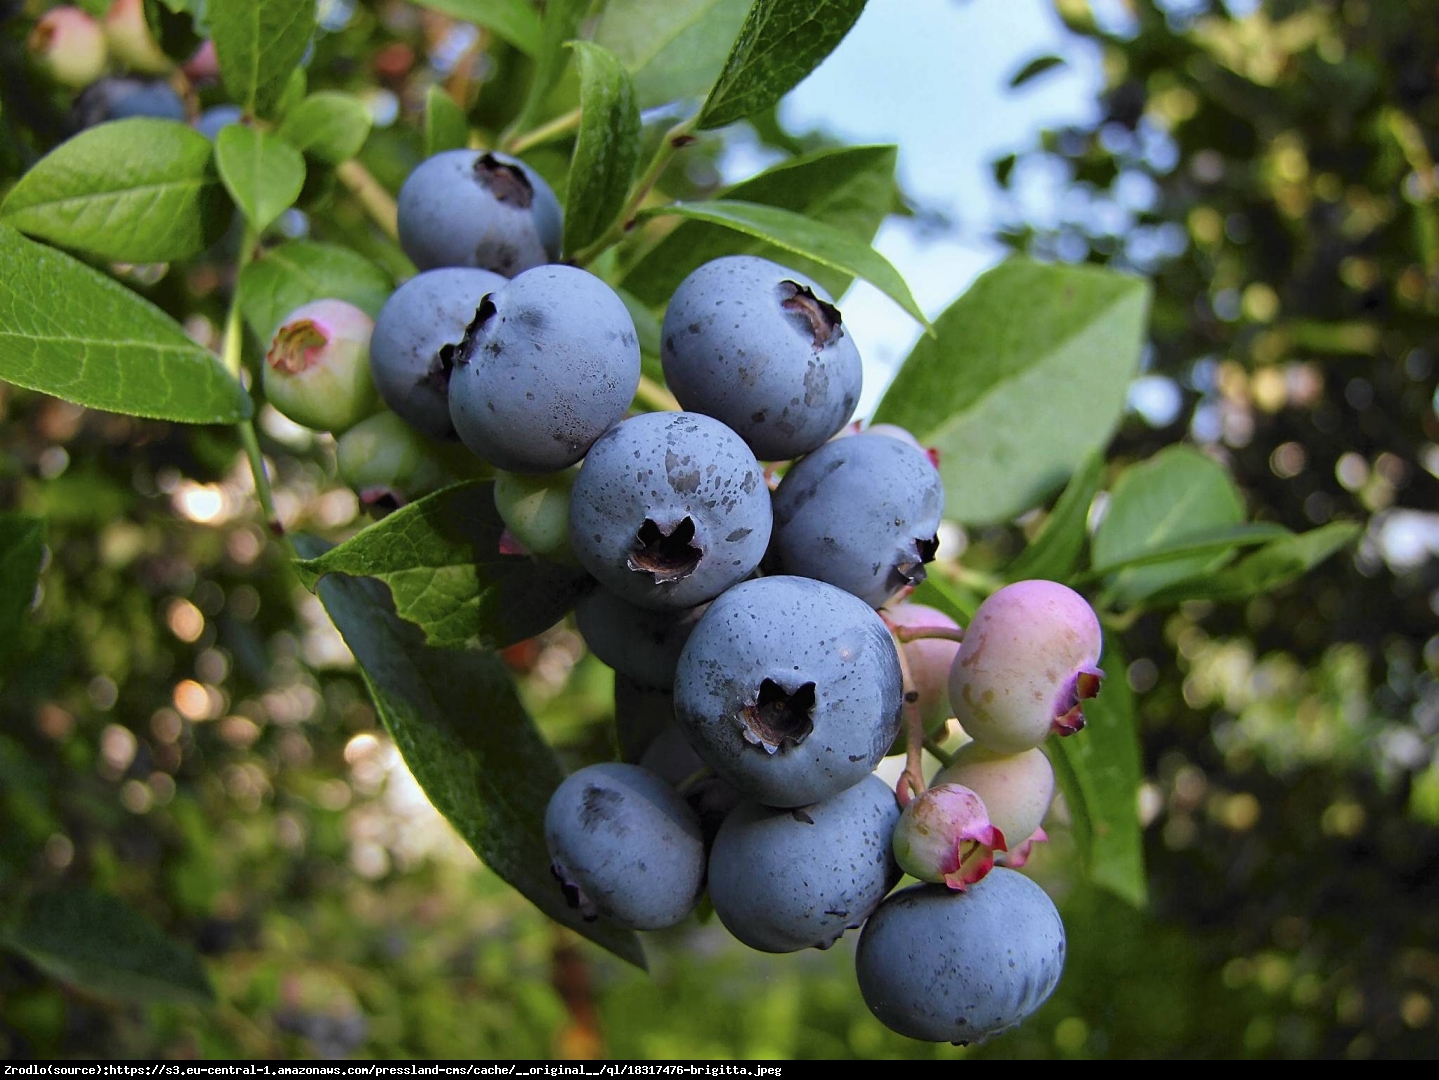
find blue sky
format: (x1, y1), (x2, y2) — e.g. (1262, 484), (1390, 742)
(730, 0), (1105, 414)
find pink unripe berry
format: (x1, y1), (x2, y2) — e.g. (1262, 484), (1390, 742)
(933, 742), (1054, 852)
(891, 782), (1005, 890)
(999, 826), (1047, 869)
(29, 7), (108, 89)
(948, 579), (1103, 754)
(263, 300), (379, 434)
(885, 601), (960, 731)
(182, 40), (219, 82)
(104, 0), (171, 75)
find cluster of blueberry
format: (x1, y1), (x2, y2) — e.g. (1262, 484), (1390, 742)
(246, 138), (1106, 1045)
(25, 2), (211, 131)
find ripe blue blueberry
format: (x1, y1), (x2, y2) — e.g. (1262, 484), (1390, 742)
(72, 78), (186, 129)
(770, 431), (944, 608)
(707, 774), (900, 953)
(568, 412), (771, 610)
(448, 265), (640, 473)
(672, 576), (903, 807)
(855, 869), (1067, 1044)
(613, 674), (677, 763)
(397, 150), (561, 276)
(638, 726), (743, 844)
(193, 104), (244, 142)
(371, 267), (507, 440)
(661, 256), (862, 461)
(575, 588), (707, 690)
(544, 762), (705, 930)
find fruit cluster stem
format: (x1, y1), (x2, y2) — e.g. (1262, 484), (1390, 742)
(572, 116), (698, 266)
(221, 225), (290, 553)
(891, 631), (927, 807)
(892, 624), (965, 645)
(633, 374), (681, 413)
(336, 160), (400, 241)
(506, 107), (581, 155)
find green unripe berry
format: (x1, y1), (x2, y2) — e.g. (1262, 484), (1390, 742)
(104, 0), (171, 74)
(335, 411), (479, 514)
(263, 299), (380, 435)
(493, 468), (575, 559)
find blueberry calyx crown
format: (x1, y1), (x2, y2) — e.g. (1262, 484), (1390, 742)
(739, 678), (816, 754)
(779, 281), (844, 350)
(267, 319), (328, 374)
(627, 517), (702, 583)
(474, 153), (534, 209)
(889, 534), (941, 593)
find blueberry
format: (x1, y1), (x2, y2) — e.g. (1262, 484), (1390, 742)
(931, 743), (1054, 855)
(890, 782), (1003, 889)
(568, 411), (771, 610)
(661, 255), (862, 460)
(370, 267), (507, 440)
(770, 431), (944, 608)
(855, 869), (1067, 1044)
(708, 774), (900, 953)
(448, 265), (640, 473)
(948, 580), (1103, 753)
(493, 469), (575, 559)
(29, 6), (107, 89)
(885, 602), (962, 735)
(262, 299), (379, 434)
(71, 77), (186, 129)
(575, 588), (707, 690)
(193, 104), (244, 142)
(335, 411), (478, 515)
(612, 674), (677, 763)
(544, 762), (705, 930)
(672, 576), (903, 807)
(397, 150), (561, 276)
(637, 725), (743, 844)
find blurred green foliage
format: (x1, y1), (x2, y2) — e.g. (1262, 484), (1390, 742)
(0, 0), (1435, 1061)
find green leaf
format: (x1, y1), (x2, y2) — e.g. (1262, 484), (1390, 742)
(642, 199), (927, 327)
(294, 481), (589, 651)
(1, 889), (215, 1005)
(1085, 523), (1290, 581)
(873, 260), (1151, 525)
(1009, 54), (1065, 88)
(1006, 449), (1104, 583)
(278, 92), (373, 165)
(215, 125), (305, 234)
(515, 0), (590, 130)
(298, 536), (645, 969)
(209, 0), (317, 116)
(697, 0), (868, 130)
(238, 241), (393, 343)
(1049, 644), (1147, 908)
(0, 119), (229, 263)
(425, 85), (470, 156)
(564, 42), (642, 255)
(412, 0), (544, 57)
(596, 0), (753, 109)
(909, 574), (980, 624)
(621, 144), (896, 305)
(1141, 523), (1359, 606)
(0, 514), (44, 644)
(144, 0), (204, 61)
(0, 226), (251, 424)
(1092, 447), (1245, 605)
